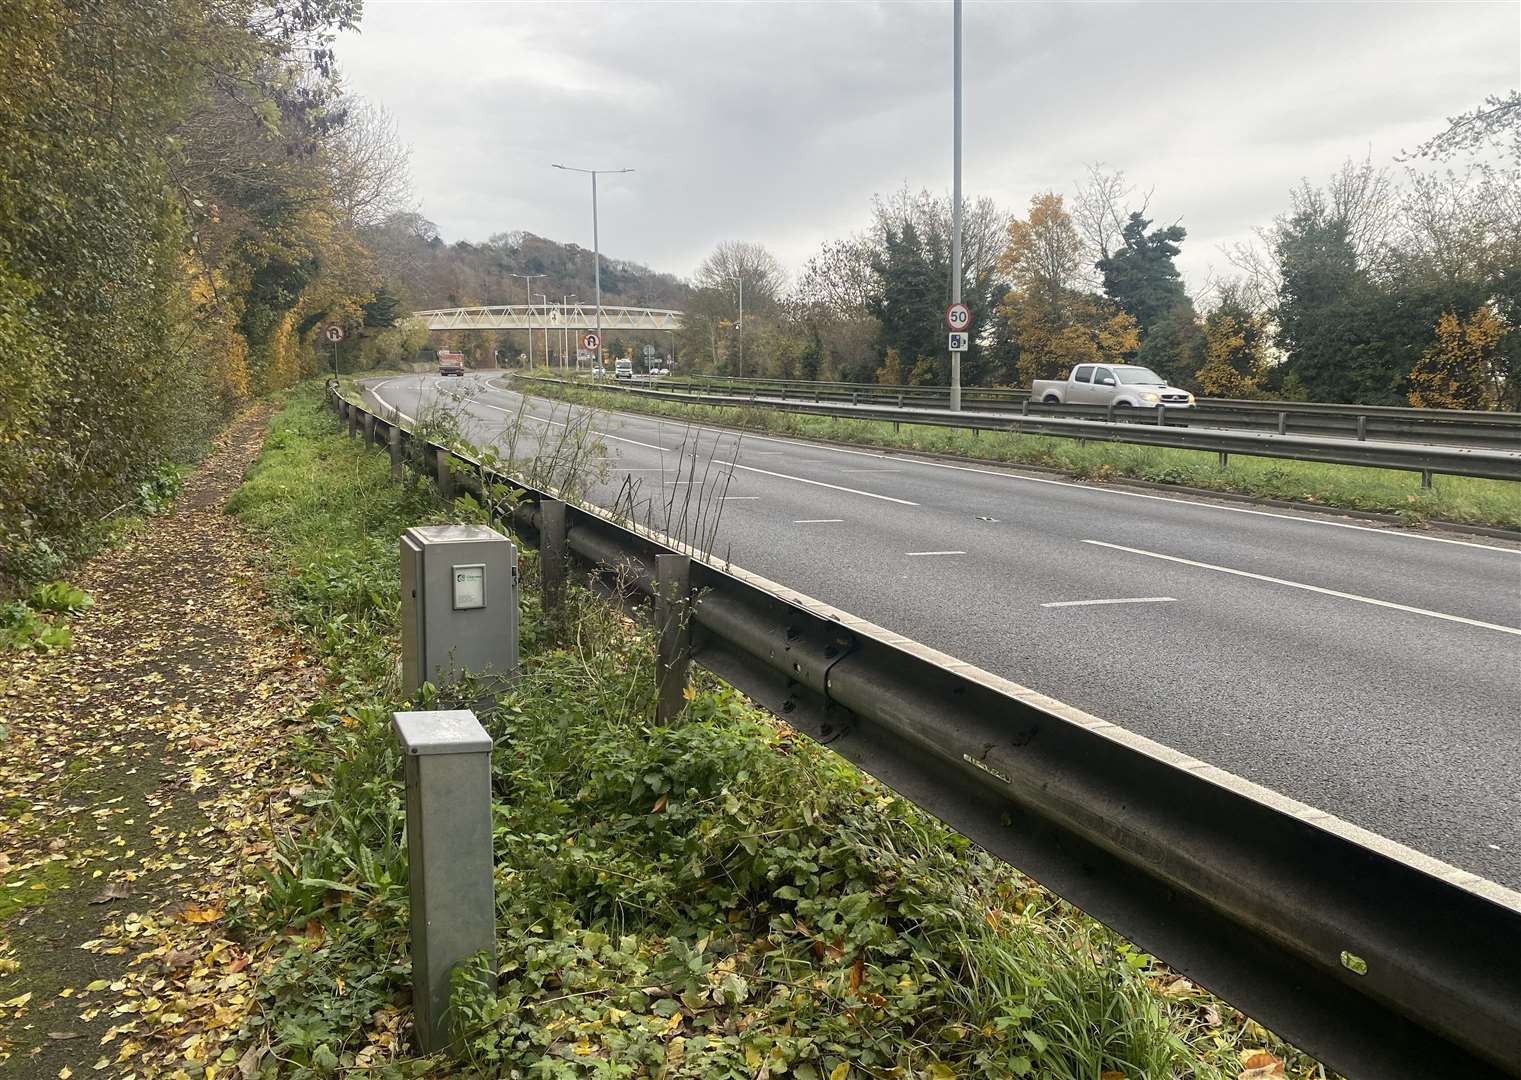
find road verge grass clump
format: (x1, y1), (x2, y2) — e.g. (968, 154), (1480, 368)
(520, 376), (1521, 532)
(227, 383), (1317, 1078)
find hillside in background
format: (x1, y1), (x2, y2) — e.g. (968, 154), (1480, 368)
(363, 212), (693, 313)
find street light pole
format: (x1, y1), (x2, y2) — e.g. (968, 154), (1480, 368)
(552, 164), (634, 369)
(541, 293), (553, 369)
(737, 275), (744, 379)
(517, 273), (545, 368)
(949, 0), (963, 412)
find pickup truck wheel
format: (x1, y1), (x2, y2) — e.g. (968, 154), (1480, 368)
(1115, 401), (1132, 409)
(1042, 394), (1061, 404)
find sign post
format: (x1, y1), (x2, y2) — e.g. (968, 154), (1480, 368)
(948, 0), (963, 412)
(325, 324), (344, 379)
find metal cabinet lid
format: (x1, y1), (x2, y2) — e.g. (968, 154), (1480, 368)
(403, 524), (508, 545)
(392, 710), (493, 755)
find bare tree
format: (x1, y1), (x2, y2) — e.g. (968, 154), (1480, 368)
(1221, 229), (1283, 312)
(330, 97), (414, 227)
(694, 241), (786, 310)
(1403, 90), (1521, 165)
(1071, 163), (1152, 280)
(866, 185), (1006, 290)
(796, 237), (875, 317)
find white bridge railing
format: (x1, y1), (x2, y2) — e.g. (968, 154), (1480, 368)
(414, 304), (684, 332)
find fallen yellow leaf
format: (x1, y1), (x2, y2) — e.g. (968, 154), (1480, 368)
(1238, 1050), (1284, 1079)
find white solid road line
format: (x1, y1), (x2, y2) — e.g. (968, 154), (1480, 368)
(906, 550), (966, 557)
(1042, 596), (1178, 608)
(1084, 539), (1521, 636)
(794, 518), (843, 524)
(510, 382), (1515, 555)
(474, 389), (922, 507)
(721, 496), (759, 500)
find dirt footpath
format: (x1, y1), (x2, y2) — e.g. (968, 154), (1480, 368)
(0, 409), (318, 1079)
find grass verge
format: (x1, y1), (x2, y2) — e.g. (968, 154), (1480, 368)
(226, 382), (1326, 1078)
(516, 376), (1521, 532)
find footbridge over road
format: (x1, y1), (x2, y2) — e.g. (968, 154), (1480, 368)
(414, 304), (684, 332)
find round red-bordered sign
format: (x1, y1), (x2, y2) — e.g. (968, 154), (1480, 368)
(582, 332), (601, 351)
(945, 303), (971, 331)
(325, 324), (344, 343)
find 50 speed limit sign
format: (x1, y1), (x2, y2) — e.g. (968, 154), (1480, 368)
(945, 303), (971, 331)
(582, 331), (601, 351)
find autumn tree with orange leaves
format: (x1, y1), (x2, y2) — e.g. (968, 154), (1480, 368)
(1407, 307), (1508, 409)
(997, 194), (1139, 385)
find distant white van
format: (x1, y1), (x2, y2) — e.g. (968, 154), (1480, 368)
(614, 358), (634, 380)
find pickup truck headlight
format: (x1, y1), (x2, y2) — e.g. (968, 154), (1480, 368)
(1140, 392), (1160, 404)
(1186, 393), (1196, 404)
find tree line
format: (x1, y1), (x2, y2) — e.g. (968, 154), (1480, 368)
(1, 0), (415, 592)
(673, 93), (1519, 411)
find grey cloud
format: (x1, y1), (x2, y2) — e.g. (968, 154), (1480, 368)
(341, 1), (1519, 293)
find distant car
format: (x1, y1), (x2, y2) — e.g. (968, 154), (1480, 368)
(590, 365), (605, 377)
(1031, 364), (1193, 408)
(614, 359), (634, 380)
(437, 351), (465, 377)
(649, 365), (670, 376)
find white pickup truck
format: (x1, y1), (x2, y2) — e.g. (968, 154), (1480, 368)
(1031, 364), (1195, 408)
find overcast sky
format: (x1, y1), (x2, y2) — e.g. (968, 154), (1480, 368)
(337, 1), (1519, 295)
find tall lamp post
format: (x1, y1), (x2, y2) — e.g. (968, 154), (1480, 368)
(517, 273), (545, 368)
(948, 0), (963, 411)
(735, 275), (744, 379)
(552, 163), (634, 369)
(535, 293), (551, 367)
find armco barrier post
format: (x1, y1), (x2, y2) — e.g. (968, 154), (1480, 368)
(363, 413), (375, 445)
(389, 424), (403, 480)
(392, 710), (495, 1054)
(1277, 411), (1288, 435)
(539, 498), (567, 618)
(654, 554), (692, 724)
(435, 449), (454, 501)
(1357, 415), (1368, 441)
(348, 403), (360, 439)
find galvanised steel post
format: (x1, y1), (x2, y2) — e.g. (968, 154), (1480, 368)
(392, 710), (495, 1054)
(539, 498), (567, 618)
(655, 554), (693, 724)
(435, 449), (454, 502)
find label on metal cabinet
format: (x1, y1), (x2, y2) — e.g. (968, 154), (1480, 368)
(452, 564), (486, 610)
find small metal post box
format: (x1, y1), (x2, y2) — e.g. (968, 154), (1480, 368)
(392, 709), (496, 1052)
(401, 525), (518, 696)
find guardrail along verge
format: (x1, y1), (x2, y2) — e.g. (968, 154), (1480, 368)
(333, 384), (1521, 1080)
(517, 376), (1521, 483)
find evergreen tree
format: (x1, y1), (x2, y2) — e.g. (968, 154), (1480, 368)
(1097, 214), (1190, 333)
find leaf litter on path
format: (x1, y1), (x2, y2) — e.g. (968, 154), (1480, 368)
(0, 408), (320, 1078)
